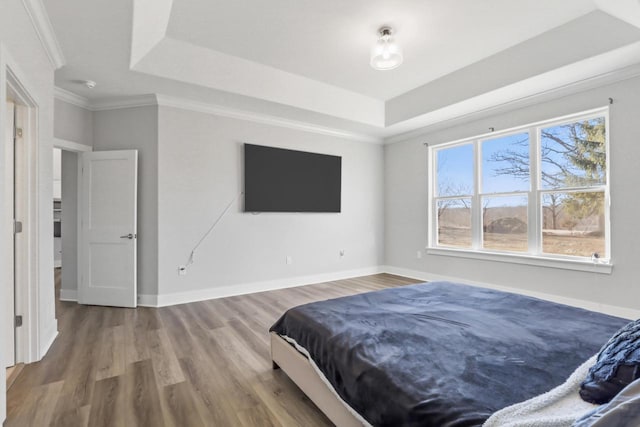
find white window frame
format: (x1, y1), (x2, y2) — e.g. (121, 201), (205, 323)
(427, 107), (611, 274)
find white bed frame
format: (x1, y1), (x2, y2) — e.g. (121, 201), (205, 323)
(270, 332), (366, 427)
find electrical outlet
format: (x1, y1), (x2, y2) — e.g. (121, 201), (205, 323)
(416, 250), (422, 259)
(178, 265), (187, 276)
(339, 249), (345, 257)
(286, 256), (292, 265)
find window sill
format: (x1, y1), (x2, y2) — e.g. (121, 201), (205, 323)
(425, 247), (612, 274)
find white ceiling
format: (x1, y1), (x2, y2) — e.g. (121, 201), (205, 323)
(45, 0), (640, 140)
(166, 0), (595, 100)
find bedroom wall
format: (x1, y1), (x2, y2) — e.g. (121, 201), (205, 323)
(60, 151), (78, 293)
(0, 0), (58, 420)
(54, 98), (93, 145)
(54, 99), (93, 297)
(156, 106), (384, 303)
(384, 75), (640, 315)
(93, 106), (159, 297)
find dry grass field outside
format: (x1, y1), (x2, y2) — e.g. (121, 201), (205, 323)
(438, 226), (605, 258)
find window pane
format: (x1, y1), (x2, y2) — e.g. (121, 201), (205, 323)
(482, 195), (528, 252)
(436, 144), (474, 196)
(542, 192), (605, 258)
(540, 117), (606, 189)
(482, 133), (530, 193)
(437, 198), (471, 248)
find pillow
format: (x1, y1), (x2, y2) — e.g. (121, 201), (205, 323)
(580, 319), (640, 404)
(573, 377), (640, 427)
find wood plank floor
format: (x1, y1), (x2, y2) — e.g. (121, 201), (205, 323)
(6, 269), (420, 427)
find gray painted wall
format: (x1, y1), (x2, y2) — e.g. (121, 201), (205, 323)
(54, 99), (93, 295)
(384, 75), (640, 313)
(157, 106), (384, 296)
(54, 98), (93, 145)
(60, 151), (78, 293)
(93, 106), (159, 296)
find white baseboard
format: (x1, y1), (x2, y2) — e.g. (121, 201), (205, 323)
(39, 321), (58, 360)
(137, 293), (158, 307)
(154, 266), (384, 307)
(382, 265), (640, 320)
(60, 288), (160, 308)
(55, 264), (639, 320)
(59, 288), (77, 302)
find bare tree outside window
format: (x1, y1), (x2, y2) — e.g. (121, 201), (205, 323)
(488, 117), (606, 257)
(432, 113), (608, 260)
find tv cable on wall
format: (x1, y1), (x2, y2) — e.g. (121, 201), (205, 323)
(181, 192), (244, 273)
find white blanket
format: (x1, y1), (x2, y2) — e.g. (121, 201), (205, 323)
(483, 355), (599, 427)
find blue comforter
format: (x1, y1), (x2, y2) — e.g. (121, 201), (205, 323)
(270, 281), (628, 427)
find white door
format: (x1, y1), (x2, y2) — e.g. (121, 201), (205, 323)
(79, 150), (138, 308)
(4, 101), (15, 367)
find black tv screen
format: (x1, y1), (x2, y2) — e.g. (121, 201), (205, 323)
(244, 144), (341, 212)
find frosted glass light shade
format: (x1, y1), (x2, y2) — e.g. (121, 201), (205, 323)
(370, 29), (403, 71)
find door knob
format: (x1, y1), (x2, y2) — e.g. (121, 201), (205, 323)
(120, 233), (135, 239)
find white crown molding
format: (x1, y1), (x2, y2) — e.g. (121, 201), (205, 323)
(90, 94), (158, 111)
(20, 0), (65, 69)
(53, 57), (640, 145)
(384, 57), (640, 145)
(155, 95), (384, 144)
(52, 88), (383, 143)
(54, 88), (157, 111)
(54, 87), (91, 109)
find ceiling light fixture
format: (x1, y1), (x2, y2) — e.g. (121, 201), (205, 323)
(370, 26), (403, 71)
(83, 80), (97, 89)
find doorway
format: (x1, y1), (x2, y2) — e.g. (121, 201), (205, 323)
(4, 98), (16, 375)
(4, 84), (28, 388)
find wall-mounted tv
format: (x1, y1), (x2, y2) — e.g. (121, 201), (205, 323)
(244, 144), (341, 213)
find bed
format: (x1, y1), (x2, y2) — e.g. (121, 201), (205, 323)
(270, 281), (629, 427)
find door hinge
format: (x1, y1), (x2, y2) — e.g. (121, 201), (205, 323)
(15, 315), (23, 327)
(14, 220), (23, 234)
(15, 128), (23, 138)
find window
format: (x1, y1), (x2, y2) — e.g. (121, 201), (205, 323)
(430, 108), (609, 264)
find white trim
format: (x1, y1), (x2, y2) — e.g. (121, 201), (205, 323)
(425, 247), (612, 274)
(154, 266), (383, 307)
(156, 95), (383, 144)
(53, 87), (91, 109)
(52, 88), (383, 143)
(60, 267), (383, 307)
(382, 265), (639, 320)
(19, 0), (65, 69)
(1, 44), (48, 366)
(428, 107), (610, 266)
(384, 62), (640, 145)
(59, 288), (77, 302)
(53, 137), (92, 152)
(59, 264), (637, 321)
(59, 291), (162, 307)
(91, 94), (158, 111)
(39, 325), (58, 358)
(137, 293), (158, 307)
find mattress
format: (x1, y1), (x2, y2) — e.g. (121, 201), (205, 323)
(270, 281), (628, 427)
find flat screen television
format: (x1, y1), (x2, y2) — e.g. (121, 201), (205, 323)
(244, 144), (341, 212)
